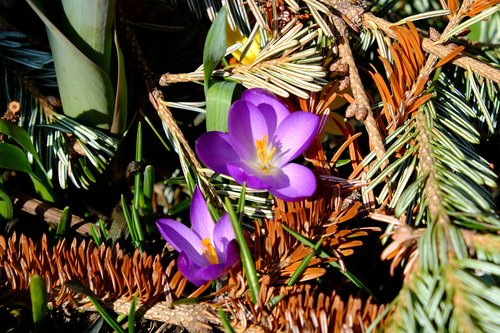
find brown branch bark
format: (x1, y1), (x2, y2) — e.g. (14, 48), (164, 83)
(149, 89), (203, 171)
(333, 17), (388, 169)
(9, 189), (90, 234)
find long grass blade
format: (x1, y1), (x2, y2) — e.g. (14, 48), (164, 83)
(224, 195), (260, 304)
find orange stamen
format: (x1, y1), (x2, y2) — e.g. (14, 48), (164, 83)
(255, 135), (276, 172)
(201, 238), (219, 264)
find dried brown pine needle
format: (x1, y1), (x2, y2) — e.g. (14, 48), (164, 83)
(0, 233), (183, 306)
(224, 281), (388, 332)
(370, 22), (433, 133)
(250, 184), (378, 286)
(381, 225), (423, 276)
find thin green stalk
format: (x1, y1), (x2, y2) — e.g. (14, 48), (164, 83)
(237, 183), (246, 221)
(224, 196), (260, 304)
(134, 123), (143, 211)
(88, 296), (126, 333)
(90, 225), (102, 246)
(128, 294), (137, 333)
(218, 308), (235, 333)
(65, 281), (125, 333)
(132, 208), (145, 251)
(121, 195), (141, 251)
(30, 275), (48, 332)
(287, 237), (323, 286)
(143, 114), (170, 151)
(282, 224), (377, 300)
(56, 206), (71, 238)
(98, 219), (108, 240)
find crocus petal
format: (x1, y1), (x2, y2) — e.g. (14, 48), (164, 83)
(227, 162), (269, 190)
(269, 163), (317, 201)
(223, 239), (241, 270)
(241, 88), (290, 131)
(212, 214), (236, 257)
(196, 131), (239, 174)
(273, 112), (320, 164)
(190, 187), (214, 241)
(156, 219), (206, 267)
(228, 100), (269, 160)
(177, 252), (207, 286)
(196, 263), (229, 282)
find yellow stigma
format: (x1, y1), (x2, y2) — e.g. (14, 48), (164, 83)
(255, 135), (276, 172)
(201, 238), (219, 264)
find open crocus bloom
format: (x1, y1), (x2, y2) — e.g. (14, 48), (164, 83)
(156, 187), (240, 286)
(196, 88), (320, 201)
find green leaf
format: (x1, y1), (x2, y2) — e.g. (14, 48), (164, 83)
(56, 206), (71, 238)
(0, 143), (55, 202)
(90, 224), (103, 246)
(206, 81), (238, 132)
(132, 208), (145, 245)
(59, 0), (115, 72)
(203, 6), (227, 94)
(335, 159), (351, 167)
(111, 29), (128, 135)
(167, 198), (191, 216)
(89, 297), (126, 333)
(121, 196), (137, 242)
(0, 177), (13, 222)
(30, 275), (48, 331)
(237, 182), (246, 220)
(134, 122), (143, 211)
(141, 165), (155, 221)
(98, 218), (108, 239)
(27, 0), (115, 129)
(0, 119), (52, 186)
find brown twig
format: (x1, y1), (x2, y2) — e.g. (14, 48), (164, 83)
(149, 89), (202, 171)
(414, 111), (449, 226)
(159, 72), (204, 86)
(9, 189), (90, 234)
(333, 17), (388, 168)
(148, 88), (224, 209)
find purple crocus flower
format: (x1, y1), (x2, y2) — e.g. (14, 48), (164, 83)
(196, 88), (320, 201)
(156, 187), (240, 286)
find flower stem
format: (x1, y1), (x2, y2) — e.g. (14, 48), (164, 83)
(224, 196), (260, 305)
(218, 308), (235, 333)
(282, 224), (378, 300)
(287, 237), (323, 286)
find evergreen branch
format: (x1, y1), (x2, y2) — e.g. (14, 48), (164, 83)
(160, 21), (329, 99)
(376, 59), (500, 333)
(415, 107), (449, 226)
(436, 65), (499, 135)
(363, 12), (500, 84)
(1, 31), (119, 190)
(361, 3), (500, 328)
(21, 79), (119, 190)
(0, 31), (56, 87)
